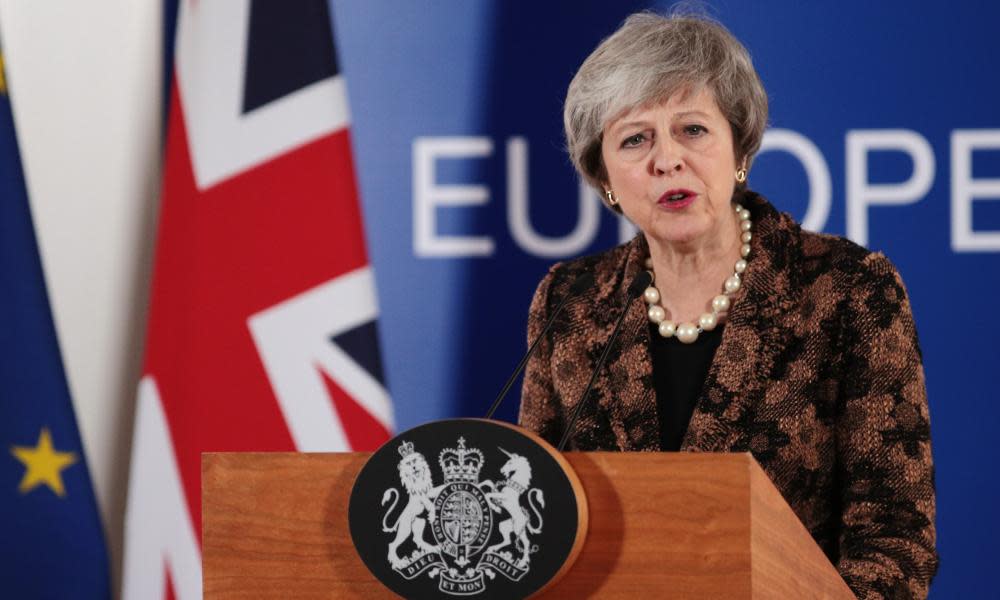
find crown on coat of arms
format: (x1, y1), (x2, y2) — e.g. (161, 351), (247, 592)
(438, 437), (483, 483)
(397, 440), (415, 458)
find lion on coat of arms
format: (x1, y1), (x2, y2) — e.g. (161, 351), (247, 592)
(381, 441), (444, 568)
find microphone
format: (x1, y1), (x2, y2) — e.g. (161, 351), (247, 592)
(557, 269), (652, 451)
(484, 271), (595, 419)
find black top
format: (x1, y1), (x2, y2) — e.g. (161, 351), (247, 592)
(648, 323), (725, 451)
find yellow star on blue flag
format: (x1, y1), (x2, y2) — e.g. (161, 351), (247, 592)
(11, 428), (78, 497)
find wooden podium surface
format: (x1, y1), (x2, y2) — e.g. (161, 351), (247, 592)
(203, 452), (854, 599)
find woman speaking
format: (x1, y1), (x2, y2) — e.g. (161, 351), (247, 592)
(518, 12), (937, 599)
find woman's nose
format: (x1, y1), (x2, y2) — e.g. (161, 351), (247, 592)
(651, 136), (683, 175)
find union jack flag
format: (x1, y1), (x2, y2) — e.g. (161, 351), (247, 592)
(122, 2), (393, 597)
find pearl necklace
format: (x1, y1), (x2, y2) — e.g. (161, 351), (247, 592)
(643, 203), (752, 344)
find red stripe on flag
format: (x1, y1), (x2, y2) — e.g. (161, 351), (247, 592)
(143, 82), (373, 535)
(164, 564), (176, 600)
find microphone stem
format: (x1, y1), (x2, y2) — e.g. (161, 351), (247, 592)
(484, 291), (574, 420)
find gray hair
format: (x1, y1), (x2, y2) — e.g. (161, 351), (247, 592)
(564, 11), (768, 200)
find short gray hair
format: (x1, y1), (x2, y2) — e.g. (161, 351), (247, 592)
(564, 12), (768, 197)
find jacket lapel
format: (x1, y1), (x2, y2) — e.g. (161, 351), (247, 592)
(587, 236), (662, 451)
(681, 194), (801, 452)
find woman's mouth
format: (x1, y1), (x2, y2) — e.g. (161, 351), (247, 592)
(657, 189), (697, 210)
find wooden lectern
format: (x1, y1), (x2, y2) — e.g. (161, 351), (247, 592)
(203, 452), (855, 599)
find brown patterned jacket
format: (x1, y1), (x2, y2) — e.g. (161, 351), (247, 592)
(518, 191), (937, 599)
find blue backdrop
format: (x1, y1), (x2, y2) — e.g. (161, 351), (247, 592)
(328, 2), (1000, 596)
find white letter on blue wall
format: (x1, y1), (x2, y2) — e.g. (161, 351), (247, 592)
(413, 137), (494, 257)
(507, 137), (600, 257)
(952, 130), (1000, 252)
(846, 130), (935, 247)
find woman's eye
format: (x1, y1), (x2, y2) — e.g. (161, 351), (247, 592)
(621, 133), (646, 148)
(683, 124), (708, 136)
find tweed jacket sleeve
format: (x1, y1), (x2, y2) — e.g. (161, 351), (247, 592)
(833, 252), (937, 599)
(518, 264), (564, 445)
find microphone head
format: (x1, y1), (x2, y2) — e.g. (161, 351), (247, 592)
(626, 270), (653, 299)
(568, 272), (595, 295)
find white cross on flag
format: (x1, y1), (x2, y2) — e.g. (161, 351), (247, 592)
(122, 2), (393, 598)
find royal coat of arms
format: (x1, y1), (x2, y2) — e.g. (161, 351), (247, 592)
(379, 437), (545, 596)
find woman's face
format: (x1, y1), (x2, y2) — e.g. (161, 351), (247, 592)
(601, 87), (739, 250)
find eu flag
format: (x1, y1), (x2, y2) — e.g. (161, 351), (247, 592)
(0, 45), (111, 596)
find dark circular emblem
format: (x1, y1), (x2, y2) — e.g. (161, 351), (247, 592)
(349, 418), (586, 599)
